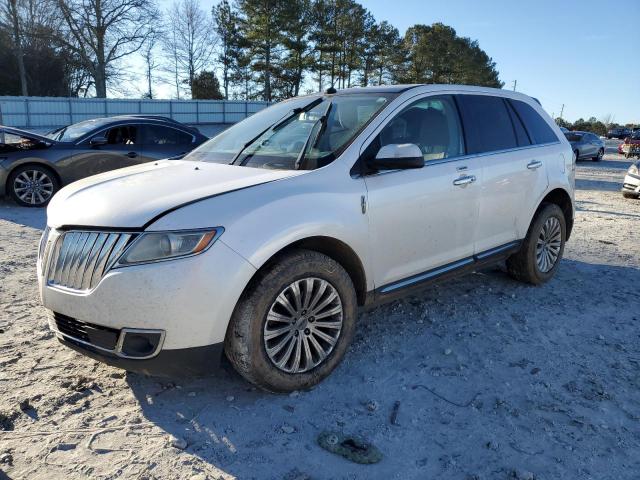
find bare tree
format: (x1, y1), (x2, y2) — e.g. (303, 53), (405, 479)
(163, 0), (216, 98)
(50, 0), (159, 98)
(141, 30), (161, 98)
(0, 0), (29, 95)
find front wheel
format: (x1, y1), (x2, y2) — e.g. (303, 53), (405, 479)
(593, 148), (604, 161)
(225, 249), (357, 392)
(507, 203), (566, 285)
(8, 165), (59, 207)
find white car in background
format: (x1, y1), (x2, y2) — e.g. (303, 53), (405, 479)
(622, 160), (640, 199)
(38, 85), (575, 392)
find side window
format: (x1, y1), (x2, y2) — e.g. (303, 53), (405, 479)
(456, 94), (518, 154)
(377, 95), (464, 161)
(505, 101), (531, 147)
(508, 99), (558, 145)
(142, 125), (193, 145)
(105, 125), (137, 145)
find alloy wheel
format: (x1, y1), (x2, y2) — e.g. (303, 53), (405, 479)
(263, 277), (343, 374)
(536, 216), (562, 273)
(13, 170), (54, 205)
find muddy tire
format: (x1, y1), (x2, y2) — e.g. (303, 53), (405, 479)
(507, 203), (566, 285)
(622, 192), (638, 199)
(224, 249), (357, 393)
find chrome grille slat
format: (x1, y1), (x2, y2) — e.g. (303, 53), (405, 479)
(80, 233), (109, 290)
(90, 234), (120, 288)
(45, 230), (135, 292)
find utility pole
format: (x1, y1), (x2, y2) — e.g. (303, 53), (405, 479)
(559, 104), (565, 119)
(512, 80), (517, 91)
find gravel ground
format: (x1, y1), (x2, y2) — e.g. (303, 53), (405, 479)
(0, 141), (638, 480)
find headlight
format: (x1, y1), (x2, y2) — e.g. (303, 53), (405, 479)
(629, 164), (639, 175)
(116, 228), (223, 266)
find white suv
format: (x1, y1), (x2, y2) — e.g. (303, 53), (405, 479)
(38, 85), (575, 392)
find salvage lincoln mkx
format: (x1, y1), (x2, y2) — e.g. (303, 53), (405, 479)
(38, 85), (575, 392)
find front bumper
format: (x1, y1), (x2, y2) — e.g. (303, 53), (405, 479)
(58, 334), (225, 377)
(39, 235), (257, 356)
(622, 172), (640, 195)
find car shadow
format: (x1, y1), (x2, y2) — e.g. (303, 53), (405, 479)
(125, 259), (640, 479)
(0, 198), (46, 230)
(575, 177), (622, 192)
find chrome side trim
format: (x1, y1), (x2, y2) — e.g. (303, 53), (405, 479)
(474, 241), (521, 260)
(380, 258), (474, 294)
(378, 240), (522, 294)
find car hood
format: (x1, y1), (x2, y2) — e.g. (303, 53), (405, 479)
(47, 160), (306, 229)
(0, 125), (57, 144)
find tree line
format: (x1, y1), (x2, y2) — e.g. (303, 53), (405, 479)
(555, 116), (639, 137)
(0, 0), (503, 101)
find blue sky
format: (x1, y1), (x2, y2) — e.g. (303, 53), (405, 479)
(362, 0), (639, 124)
(146, 0), (639, 124)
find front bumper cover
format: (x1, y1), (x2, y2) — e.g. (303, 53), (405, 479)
(57, 334), (225, 377)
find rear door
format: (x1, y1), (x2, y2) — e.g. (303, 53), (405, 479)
(456, 94), (549, 252)
(138, 124), (196, 162)
(68, 124), (141, 181)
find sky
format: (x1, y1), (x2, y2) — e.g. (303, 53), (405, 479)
(137, 0), (640, 124)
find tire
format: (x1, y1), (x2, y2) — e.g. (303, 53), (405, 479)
(622, 192), (639, 199)
(593, 148), (604, 161)
(224, 249), (357, 393)
(8, 164), (59, 207)
(506, 203), (566, 285)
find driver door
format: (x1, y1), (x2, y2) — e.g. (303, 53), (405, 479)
(69, 124), (141, 181)
(362, 94), (481, 292)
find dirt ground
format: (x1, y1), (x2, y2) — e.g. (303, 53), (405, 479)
(1, 141), (639, 480)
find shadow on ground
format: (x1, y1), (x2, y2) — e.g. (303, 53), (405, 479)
(126, 259), (640, 480)
(0, 199), (46, 230)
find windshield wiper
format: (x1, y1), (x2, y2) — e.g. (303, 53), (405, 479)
(294, 100), (333, 170)
(231, 97), (324, 166)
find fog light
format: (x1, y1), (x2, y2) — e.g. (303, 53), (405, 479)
(119, 330), (164, 358)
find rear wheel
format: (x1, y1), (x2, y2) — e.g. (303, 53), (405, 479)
(8, 165), (59, 207)
(622, 192), (639, 199)
(593, 148), (604, 161)
(225, 249), (357, 392)
(507, 203), (566, 285)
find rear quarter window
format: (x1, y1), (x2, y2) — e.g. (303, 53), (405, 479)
(455, 94), (518, 154)
(509, 99), (558, 145)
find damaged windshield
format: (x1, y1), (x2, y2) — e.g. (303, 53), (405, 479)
(185, 93), (393, 170)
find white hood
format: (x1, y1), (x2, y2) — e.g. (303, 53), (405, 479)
(47, 160), (305, 229)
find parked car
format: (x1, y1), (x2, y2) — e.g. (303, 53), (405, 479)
(0, 116), (208, 207)
(617, 130), (640, 156)
(607, 128), (631, 139)
(622, 161), (640, 199)
(38, 85), (575, 392)
(564, 131), (605, 161)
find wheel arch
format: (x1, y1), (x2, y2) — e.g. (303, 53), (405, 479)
(535, 188), (574, 240)
(248, 235), (368, 307)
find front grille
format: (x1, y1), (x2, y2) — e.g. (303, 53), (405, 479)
(52, 312), (120, 350)
(45, 230), (135, 291)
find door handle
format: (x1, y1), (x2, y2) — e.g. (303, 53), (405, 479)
(453, 175), (476, 187)
(126, 152), (138, 158)
(527, 160), (543, 170)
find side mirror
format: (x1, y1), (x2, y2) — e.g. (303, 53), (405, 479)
(90, 136), (108, 147)
(369, 143), (424, 170)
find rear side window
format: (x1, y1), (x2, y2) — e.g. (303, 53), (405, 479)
(505, 101), (531, 147)
(456, 95), (518, 154)
(141, 125), (193, 145)
(508, 100), (558, 145)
